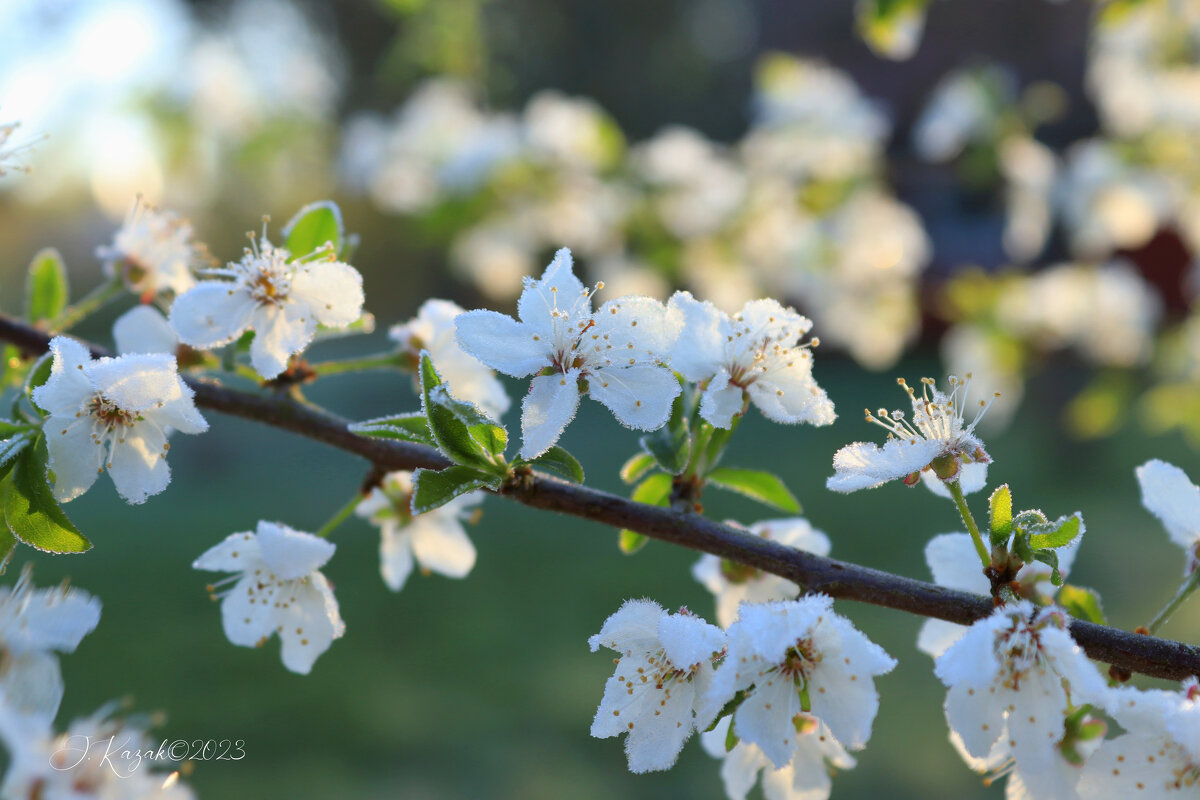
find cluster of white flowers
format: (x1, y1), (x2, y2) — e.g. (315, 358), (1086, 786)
(97, 197), (204, 299)
(0, 118), (40, 177)
(589, 595), (895, 798)
(456, 248), (834, 458)
(343, 55), (930, 371)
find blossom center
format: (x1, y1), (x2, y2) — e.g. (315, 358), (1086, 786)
(86, 393), (136, 429)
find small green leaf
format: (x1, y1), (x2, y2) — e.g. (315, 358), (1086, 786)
(619, 473), (673, 553)
(706, 467), (800, 513)
(419, 354), (501, 470)
(724, 718), (739, 753)
(988, 484), (1013, 548)
(5, 437), (90, 554)
(0, 520), (14, 574)
(410, 465), (497, 514)
(1031, 549), (1063, 587)
(526, 446), (584, 483)
(638, 389), (690, 474)
(856, 0), (929, 59)
(619, 452), (656, 485)
(1059, 584), (1106, 626)
(349, 413), (435, 447)
(26, 248), (69, 323)
(25, 353), (53, 417)
(1028, 513), (1083, 550)
(282, 201), (344, 258)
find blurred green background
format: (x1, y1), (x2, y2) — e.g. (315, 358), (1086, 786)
(1, 0), (1198, 798)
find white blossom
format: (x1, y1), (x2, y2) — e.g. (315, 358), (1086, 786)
(693, 518), (831, 628)
(700, 715), (855, 800)
(0, 566), (101, 722)
(935, 602), (1110, 798)
(354, 471), (479, 591)
(113, 306), (181, 357)
(588, 599), (726, 773)
(827, 374), (994, 493)
(33, 336), (208, 505)
(701, 597), (896, 769)
(1078, 680), (1200, 798)
(0, 703), (195, 799)
(168, 228), (364, 379)
(667, 292), (835, 430)
(0, 119), (39, 176)
(456, 248), (681, 459)
(97, 198), (201, 298)
(1136, 459), (1200, 573)
(917, 533), (1081, 659)
(193, 521), (345, 674)
(390, 299), (510, 421)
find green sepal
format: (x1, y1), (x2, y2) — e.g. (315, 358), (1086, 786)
(638, 387), (690, 474)
(1058, 584), (1106, 626)
(410, 465), (498, 514)
(523, 446), (584, 484)
(282, 201), (344, 259)
(4, 436), (91, 554)
(988, 484), (1013, 548)
(703, 690), (747, 733)
(26, 248), (69, 324)
(706, 467), (801, 513)
(619, 452), (656, 485)
(349, 413), (436, 447)
(618, 473), (672, 553)
(725, 717), (739, 753)
(1027, 513), (1083, 550)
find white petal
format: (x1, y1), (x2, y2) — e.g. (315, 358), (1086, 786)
(944, 680), (1005, 760)
(591, 656), (696, 773)
(935, 610), (1013, 691)
(0, 650), (63, 722)
(826, 438), (943, 493)
(747, 362), (836, 427)
(249, 302), (318, 378)
(168, 282), (257, 348)
(750, 518), (831, 557)
(738, 299), (812, 343)
(192, 531), (260, 572)
(409, 514), (477, 578)
(6, 586), (100, 653)
(588, 598), (665, 654)
(721, 740), (770, 800)
(290, 260), (365, 327)
(44, 416), (104, 503)
(916, 618), (967, 659)
(255, 521), (336, 579)
(1038, 623), (1109, 709)
(454, 309), (551, 378)
(699, 370), (745, 429)
(735, 678), (805, 769)
(1136, 459), (1200, 551)
(807, 620), (894, 749)
(113, 306), (179, 355)
(1006, 667), (1071, 783)
(141, 377), (208, 435)
(519, 370), (581, 459)
(32, 338), (94, 416)
(219, 574), (279, 647)
(518, 248), (588, 338)
(379, 524), (415, 591)
(276, 572), (344, 675)
(657, 613), (725, 670)
(87, 353), (181, 413)
(107, 420), (171, 504)
(588, 365), (680, 431)
(1078, 733), (1180, 800)
(921, 460), (989, 499)
(925, 533), (989, 592)
(588, 295), (679, 363)
(667, 291), (725, 381)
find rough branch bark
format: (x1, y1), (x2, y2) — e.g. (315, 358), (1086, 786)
(2, 314), (1197, 681)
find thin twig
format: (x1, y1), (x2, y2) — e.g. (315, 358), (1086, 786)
(1, 314), (1197, 681)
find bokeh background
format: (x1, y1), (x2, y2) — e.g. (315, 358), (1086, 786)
(3, 0), (1200, 798)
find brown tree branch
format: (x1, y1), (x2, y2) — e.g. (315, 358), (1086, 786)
(2, 314), (1197, 680)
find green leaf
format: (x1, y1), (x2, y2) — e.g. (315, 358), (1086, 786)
(619, 452), (656, 485)
(1031, 549), (1063, 587)
(26, 248), (69, 323)
(410, 465), (497, 514)
(1028, 513), (1083, 550)
(349, 413), (435, 447)
(526, 446), (584, 483)
(24, 353), (53, 417)
(419, 354), (502, 470)
(706, 467), (801, 513)
(0, 519), (14, 574)
(638, 388), (690, 474)
(703, 690), (747, 733)
(5, 437), (90, 554)
(619, 473), (673, 554)
(282, 201), (344, 258)
(856, 0), (929, 59)
(1059, 584), (1106, 626)
(724, 718), (739, 752)
(988, 484), (1013, 548)
(430, 383), (507, 455)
